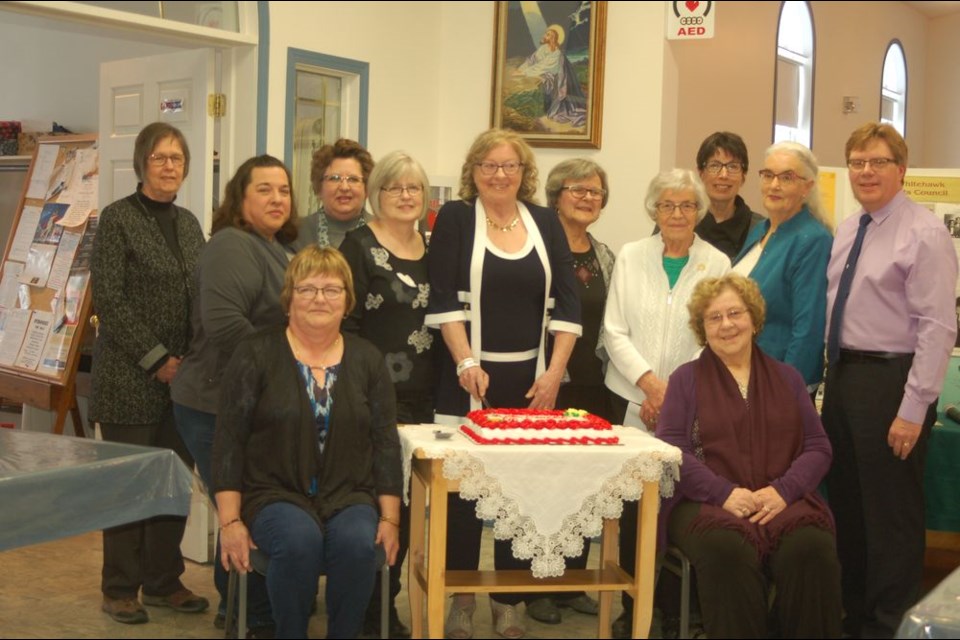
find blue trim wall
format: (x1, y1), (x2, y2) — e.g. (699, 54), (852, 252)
(283, 48), (369, 169)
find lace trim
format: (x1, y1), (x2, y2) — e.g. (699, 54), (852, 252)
(437, 450), (678, 578)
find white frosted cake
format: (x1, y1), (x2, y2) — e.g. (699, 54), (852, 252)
(459, 408), (618, 445)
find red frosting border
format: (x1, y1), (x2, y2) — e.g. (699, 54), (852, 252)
(466, 408), (612, 431)
(460, 424), (620, 446)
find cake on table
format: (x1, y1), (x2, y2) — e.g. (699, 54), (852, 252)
(459, 408), (619, 445)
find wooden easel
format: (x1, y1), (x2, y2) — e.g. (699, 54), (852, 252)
(0, 134), (98, 436)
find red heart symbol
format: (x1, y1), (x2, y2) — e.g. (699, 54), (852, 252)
(686, 0), (700, 11)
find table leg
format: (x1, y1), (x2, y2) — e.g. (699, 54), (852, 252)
(597, 517), (619, 639)
(426, 459), (448, 639)
(409, 459), (427, 638)
(631, 481), (659, 639)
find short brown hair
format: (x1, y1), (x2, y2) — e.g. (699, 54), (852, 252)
(310, 139), (375, 196)
(696, 131), (749, 175)
(545, 158), (609, 209)
(133, 122), (191, 182)
(281, 245), (356, 315)
(458, 128), (539, 203)
(845, 122), (908, 168)
(210, 155), (299, 244)
(687, 273), (766, 347)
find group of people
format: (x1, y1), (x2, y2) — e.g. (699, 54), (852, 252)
(88, 118), (956, 640)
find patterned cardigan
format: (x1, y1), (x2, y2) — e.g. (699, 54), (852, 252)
(89, 192), (205, 424)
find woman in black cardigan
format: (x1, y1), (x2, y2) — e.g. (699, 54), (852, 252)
(212, 246), (402, 639)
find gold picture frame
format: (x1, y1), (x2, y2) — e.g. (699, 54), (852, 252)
(490, 1), (607, 149)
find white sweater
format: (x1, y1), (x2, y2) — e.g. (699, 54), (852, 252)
(603, 234), (730, 403)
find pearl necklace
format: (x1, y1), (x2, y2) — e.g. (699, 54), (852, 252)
(485, 215), (520, 232)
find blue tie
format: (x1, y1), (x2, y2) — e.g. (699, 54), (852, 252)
(827, 214), (871, 366)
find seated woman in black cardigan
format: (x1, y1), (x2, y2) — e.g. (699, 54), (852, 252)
(212, 245), (402, 639)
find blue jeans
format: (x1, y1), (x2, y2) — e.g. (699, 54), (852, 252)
(173, 402), (273, 628)
(251, 502), (378, 639)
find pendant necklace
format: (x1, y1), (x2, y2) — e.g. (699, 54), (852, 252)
(485, 215), (520, 232)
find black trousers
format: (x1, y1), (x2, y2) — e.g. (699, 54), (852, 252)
(669, 501), (842, 639)
(822, 355), (935, 639)
(100, 410), (194, 599)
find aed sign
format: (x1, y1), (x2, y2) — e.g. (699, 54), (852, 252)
(666, 0), (715, 40)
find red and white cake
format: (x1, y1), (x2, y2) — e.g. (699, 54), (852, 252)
(459, 408), (619, 445)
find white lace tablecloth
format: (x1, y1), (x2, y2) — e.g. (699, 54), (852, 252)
(399, 424), (681, 578)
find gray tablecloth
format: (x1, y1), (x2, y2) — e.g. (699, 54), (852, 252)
(0, 429), (192, 551)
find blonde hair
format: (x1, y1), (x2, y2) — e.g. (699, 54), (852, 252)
(367, 151), (431, 219)
(458, 128), (539, 203)
(687, 273), (766, 347)
(281, 246), (356, 315)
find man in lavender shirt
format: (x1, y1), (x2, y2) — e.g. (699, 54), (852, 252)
(822, 122), (958, 639)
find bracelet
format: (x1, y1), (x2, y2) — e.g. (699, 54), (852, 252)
(379, 516), (400, 527)
(219, 518), (242, 531)
(456, 357), (478, 377)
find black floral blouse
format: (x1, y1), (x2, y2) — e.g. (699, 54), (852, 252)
(340, 225), (434, 421)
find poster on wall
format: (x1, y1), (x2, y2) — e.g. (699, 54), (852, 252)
(902, 173), (960, 351)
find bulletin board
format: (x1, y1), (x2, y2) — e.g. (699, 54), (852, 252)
(0, 134), (98, 435)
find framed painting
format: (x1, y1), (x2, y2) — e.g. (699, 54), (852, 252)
(490, 1), (607, 149)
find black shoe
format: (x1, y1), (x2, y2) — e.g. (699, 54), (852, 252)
(611, 610), (633, 639)
(526, 598), (562, 624)
(360, 609), (411, 639)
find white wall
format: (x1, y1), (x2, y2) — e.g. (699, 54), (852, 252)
(0, 9), (178, 134)
(923, 11), (960, 168)
(266, 1), (667, 253)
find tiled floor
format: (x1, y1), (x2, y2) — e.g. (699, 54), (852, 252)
(0, 528), (615, 639)
(4, 524), (957, 639)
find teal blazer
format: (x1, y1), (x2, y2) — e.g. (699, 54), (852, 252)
(734, 207), (832, 386)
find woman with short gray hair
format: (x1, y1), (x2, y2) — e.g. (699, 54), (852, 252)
(603, 169), (729, 636)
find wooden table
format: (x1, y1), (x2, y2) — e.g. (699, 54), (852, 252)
(402, 426), (679, 639)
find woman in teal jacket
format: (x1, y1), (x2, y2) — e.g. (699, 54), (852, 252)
(732, 142), (833, 392)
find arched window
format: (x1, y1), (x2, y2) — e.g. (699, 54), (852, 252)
(774, 1), (814, 146)
(881, 41), (907, 135)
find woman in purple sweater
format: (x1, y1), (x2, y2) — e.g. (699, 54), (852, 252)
(656, 273), (841, 638)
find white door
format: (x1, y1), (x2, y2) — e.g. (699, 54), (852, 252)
(99, 49), (216, 231)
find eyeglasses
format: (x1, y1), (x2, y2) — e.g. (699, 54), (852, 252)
(561, 185), (606, 200)
(704, 307), (748, 326)
(148, 153), (185, 167)
(758, 170), (806, 185)
(381, 184), (423, 198)
(655, 201), (698, 216)
(847, 157), (897, 171)
(294, 285), (346, 300)
(475, 161), (523, 176)
(704, 161), (743, 176)
(323, 174), (364, 186)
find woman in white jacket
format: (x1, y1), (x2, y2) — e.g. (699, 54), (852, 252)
(604, 168), (729, 638)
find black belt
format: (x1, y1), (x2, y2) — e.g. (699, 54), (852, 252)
(839, 348), (913, 363)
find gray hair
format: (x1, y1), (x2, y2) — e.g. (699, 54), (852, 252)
(545, 158), (610, 209)
(133, 122), (190, 182)
(765, 141), (830, 230)
(644, 169), (709, 223)
(366, 150), (431, 219)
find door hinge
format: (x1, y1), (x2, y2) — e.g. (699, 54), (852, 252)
(207, 93), (226, 119)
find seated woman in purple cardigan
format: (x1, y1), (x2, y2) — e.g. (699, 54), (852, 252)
(656, 273), (841, 639)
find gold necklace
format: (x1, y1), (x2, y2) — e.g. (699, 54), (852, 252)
(288, 330), (342, 371)
(485, 215), (520, 232)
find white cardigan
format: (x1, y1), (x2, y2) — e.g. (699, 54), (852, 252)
(603, 234), (730, 404)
